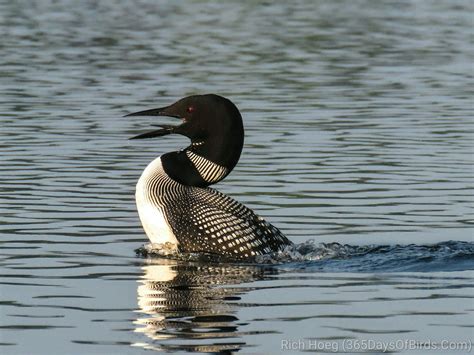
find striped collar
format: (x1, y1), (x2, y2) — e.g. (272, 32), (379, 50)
(186, 150), (228, 183)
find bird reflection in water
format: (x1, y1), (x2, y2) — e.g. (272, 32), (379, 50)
(133, 259), (272, 353)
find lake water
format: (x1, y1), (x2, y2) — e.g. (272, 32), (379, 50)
(1, 1), (473, 354)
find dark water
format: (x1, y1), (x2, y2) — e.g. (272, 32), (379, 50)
(1, 0), (473, 354)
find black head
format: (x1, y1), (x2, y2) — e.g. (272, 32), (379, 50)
(127, 94), (244, 187)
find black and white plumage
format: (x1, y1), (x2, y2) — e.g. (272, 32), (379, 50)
(128, 94), (292, 260)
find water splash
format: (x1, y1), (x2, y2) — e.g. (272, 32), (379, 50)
(136, 240), (474, 272)
(264, 240), (474, 272)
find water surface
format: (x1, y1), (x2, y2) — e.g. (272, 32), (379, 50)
(1, 0), (473, 353)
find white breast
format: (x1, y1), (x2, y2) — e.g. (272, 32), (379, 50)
(135, 157), (179, 247)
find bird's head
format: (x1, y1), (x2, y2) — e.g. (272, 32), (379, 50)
(127, 94), (244, 186)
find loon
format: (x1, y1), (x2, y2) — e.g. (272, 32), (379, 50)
(127, 94), (293, 260)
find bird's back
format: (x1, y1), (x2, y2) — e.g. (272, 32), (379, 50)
(136, 156), (292, 260)
(167, 185), (292, 259)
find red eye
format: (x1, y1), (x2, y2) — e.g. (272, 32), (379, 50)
(187, 106), (195, 113)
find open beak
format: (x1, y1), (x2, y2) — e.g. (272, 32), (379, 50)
(125, 106), (182, 140)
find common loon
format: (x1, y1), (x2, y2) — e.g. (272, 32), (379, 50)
(127, 94), (293, 260)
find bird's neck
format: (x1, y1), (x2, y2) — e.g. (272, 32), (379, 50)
(161, 137), (242, 187)
(189, 134), (242, 168)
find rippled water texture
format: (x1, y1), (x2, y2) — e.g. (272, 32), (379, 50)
(1, 1), (473, 353)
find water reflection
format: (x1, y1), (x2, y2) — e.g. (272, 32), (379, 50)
(133, 260), (271, 352)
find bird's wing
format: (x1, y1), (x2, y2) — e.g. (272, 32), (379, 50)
(163, 186), (292, 260)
